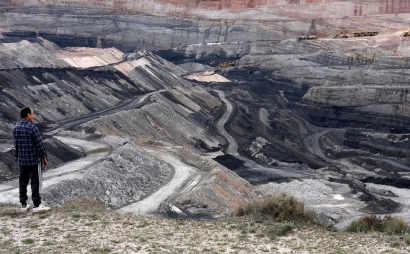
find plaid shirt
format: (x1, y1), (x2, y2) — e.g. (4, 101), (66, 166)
(13, 120), (48, 166)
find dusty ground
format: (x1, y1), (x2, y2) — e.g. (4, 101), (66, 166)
(1, 202), (409, 254)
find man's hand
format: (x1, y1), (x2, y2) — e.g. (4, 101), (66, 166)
(43, 156), (49, 167)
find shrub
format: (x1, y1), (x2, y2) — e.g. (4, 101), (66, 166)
(386, 217), (408, 234)
(345, 220), (368, 233)
(404, 234), (410, 245)
(346, 215), (409, 234)
(236, 193), (308, 222)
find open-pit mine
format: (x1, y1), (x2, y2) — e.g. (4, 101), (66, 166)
(1, 0), (410, 228)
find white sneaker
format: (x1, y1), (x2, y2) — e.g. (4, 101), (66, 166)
(20, 204), (31, 212)
(33, 204), (50, 213)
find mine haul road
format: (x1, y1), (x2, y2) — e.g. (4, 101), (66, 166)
(214, 90), (306, 179)
(303, 129), (410, 173)
(44, 90), (164, 136)
(117, 148), (203, 216)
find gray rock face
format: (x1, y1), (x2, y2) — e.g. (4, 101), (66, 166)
(0, 40), (202, 138)
(0, 6), (281, 52)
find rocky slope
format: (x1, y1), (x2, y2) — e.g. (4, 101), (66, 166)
(43, 137), (174, 209)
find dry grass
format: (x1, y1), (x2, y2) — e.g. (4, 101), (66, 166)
(1, 199), (410, 253)
(346, 214), (409, 235)
(236, 193), (309, 223)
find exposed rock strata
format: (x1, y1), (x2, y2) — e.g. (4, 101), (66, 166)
(167, 166), (264, 218)
(2, 1), (410, 53)
(0, 39), (206, 138)
(77, 93), (221, 150)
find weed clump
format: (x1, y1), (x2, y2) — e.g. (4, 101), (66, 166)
(346, 215), (409, 234)
(236, 193), (309, 223)
(0, 202), (22, 218)
(271, 221), (294, 236)
(58, 197), (105, 212)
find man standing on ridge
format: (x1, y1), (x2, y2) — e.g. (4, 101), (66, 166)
(13, 107), (50, 213)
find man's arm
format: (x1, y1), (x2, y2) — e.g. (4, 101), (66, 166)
(31, 125), (48, 166)
(43, 155), (49, 166)
(12, 128), (18, 159)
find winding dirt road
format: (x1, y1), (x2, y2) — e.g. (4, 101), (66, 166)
(117, 148), (203, 216)
(46, 91), (163, 136)
(213, 90), (238, 155)
(214, 90), (305, 179)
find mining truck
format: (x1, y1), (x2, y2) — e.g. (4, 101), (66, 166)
(218, 61), (235, 67)
(334, 31), (349, 38)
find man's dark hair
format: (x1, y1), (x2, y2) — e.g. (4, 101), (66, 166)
(20, 107), (32, 119)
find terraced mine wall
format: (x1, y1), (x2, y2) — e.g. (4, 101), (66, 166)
(0, 6), (282, 52)
(3, 1), (410, 53)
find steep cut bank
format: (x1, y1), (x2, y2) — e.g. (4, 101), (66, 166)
(3, 1), (410, 52)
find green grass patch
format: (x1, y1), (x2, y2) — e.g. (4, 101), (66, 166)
(56, 197), (105, 213)
(273, 221), (294, 236)
(1, 227), (10, 235)
(22, 238), (34, 244)
(137, 220), (150, 228)
(0, 209), (21, 218)
(90, 247), (111, 253)
(29, 223), (39, 229)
